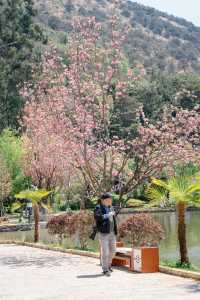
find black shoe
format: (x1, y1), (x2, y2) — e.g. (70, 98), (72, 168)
(103, 270), (111, 276)
(109, 267), (113, 272)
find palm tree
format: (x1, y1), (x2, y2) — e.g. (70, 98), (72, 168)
(14, 189), (52, 242)
(148, 175), (200, 265)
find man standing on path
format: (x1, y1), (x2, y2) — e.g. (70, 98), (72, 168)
(94, 193), (117, 276)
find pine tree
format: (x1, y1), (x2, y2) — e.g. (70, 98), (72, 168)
(0, 0), (46, 131)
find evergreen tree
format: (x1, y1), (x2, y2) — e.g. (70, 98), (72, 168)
(0, 0), (46, 131)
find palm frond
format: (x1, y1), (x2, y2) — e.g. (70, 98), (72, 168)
(147, 185), (168, 205)
(41, 203), (53, 212)
(15, 189), (52, 204)
(151, 178), (169, 190)
(150, 172), (200, 207)
(11, 201), (23, 213)
(168, 176), (191, 203)
(187, 182), (200, 194)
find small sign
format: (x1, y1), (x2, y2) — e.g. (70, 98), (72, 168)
(133, 248), (141, 272)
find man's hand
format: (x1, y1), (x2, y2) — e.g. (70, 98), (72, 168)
(103, 211), (115, 219)
(108, 211), (115, 217)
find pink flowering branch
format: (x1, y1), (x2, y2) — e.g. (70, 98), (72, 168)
(21, 15), (200, 203)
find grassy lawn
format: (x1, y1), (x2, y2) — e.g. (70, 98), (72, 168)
(161, 260), (200, 273)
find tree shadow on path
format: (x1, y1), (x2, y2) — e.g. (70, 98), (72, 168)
(0, 253), (77, 269)
(184, 282), (200, 294)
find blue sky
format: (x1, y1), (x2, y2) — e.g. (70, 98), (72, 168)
(134, 0), (200, 26)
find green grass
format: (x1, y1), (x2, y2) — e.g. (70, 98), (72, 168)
(161, 260), (200, 273)
(73, 246), (98, 253)
(41, 237), (99, 253)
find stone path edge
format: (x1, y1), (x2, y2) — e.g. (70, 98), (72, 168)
(0, 240), (199, 281)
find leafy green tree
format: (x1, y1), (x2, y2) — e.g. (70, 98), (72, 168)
(129, 73), (200, 123)
(109, 73), (200, 140)
(0, 0), (46, 131)
(0, 153), (11, 216)
(0, 129), (28, 195)
(110, 93), (139, 139)
(172, 74), (200, 110)
(132, 75), (175, 120)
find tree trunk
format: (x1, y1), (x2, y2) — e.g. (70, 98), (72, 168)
(33, 203), (40, 243)
(177, 202), (189, 264)
(0, 200), (5, 217)
(80, 188), (88, 210)
(80, 200), (86, 210)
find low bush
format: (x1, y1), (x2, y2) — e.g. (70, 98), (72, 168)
(126, 199), (145, 208)
(46, 210), (93, 249)
(46, 213), (73, 244)
(119, 213), (164, 247)
(69, 210), (93, 250)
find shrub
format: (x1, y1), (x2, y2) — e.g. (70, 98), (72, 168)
(126, 199), (145, 208)
(46, 213), (73, 244)
(46, 210), (94, 249)
(119, 213), (164, 247)
(69, 210), (93, 250)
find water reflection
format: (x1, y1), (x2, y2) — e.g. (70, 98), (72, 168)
(150, 211), (199, 267)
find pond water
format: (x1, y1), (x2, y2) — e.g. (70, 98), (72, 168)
(151, 211), (200, 268)
(0, 211), (200, 268)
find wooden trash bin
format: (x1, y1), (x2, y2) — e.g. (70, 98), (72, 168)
(131, 247), (159, 273)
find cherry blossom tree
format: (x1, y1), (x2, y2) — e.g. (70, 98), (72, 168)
(21, 15), (135, 194)
(22, 130), (71, 190)
(21, 14), (200, 206)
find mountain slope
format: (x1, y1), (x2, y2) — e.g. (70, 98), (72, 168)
(34, 0), (200, 74)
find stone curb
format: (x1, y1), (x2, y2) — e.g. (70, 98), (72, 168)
(0, 240), (200, 280)
(0, 224), (33, 232)
(159, 266), (200, 281)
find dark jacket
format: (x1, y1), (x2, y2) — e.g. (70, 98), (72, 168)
(94, 204), (118, 235)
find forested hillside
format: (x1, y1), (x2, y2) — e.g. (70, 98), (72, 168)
(35, 0), (200, 74)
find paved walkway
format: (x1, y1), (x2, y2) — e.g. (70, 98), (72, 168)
(0, 244), (200, 300)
